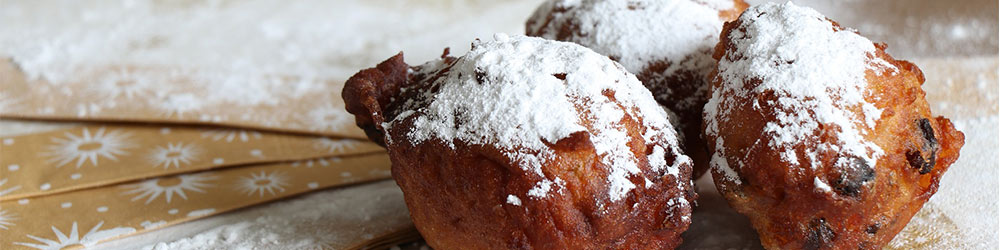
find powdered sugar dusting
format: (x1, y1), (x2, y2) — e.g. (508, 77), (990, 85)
(527, 179), (557, 198)
(710, 152), (740, 185)
(389, 34), (687, 202)
(527, 0), (732, 109)
(706, 2), (895, 182)
(528, 0), (728, 77)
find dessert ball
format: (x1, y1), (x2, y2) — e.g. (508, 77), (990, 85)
(343, 34), (695, 249)
(704, 3), (964, 249)
(526, 0), (748, 178)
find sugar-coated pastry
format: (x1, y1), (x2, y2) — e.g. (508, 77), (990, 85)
(343, 34), (695, 249)
(526, 0), (748, 178)
(704, 3), (964, 249)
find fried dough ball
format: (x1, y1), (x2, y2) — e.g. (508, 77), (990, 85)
(343, 34), (695, 249)
(704, 3), (964, 249)
(526, 0), (748, 178)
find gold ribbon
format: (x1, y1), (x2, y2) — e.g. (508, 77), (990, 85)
(0, 153), (391, 249)
(0, 125), (383, 201)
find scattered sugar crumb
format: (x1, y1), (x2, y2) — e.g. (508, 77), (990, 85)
(814, 177), (832, 193)
(506, 195), (522, 206)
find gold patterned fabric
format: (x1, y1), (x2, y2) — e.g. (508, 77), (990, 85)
(0, 153), (391, 249)
(0, 125), (382, 200)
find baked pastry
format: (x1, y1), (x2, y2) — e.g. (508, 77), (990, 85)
(526, 0), (748, 178)
(704, 2), (964, 249)
(343, 34), (695, 249)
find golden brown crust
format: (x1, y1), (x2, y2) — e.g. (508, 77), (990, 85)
(388, 117), (694, 250)
(342, 53), (409, 147)
(637, 0), (752, 179)
(706, 13), (965, 250)
(343, 51), (695, 249)
(635, 64), (713, 178)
